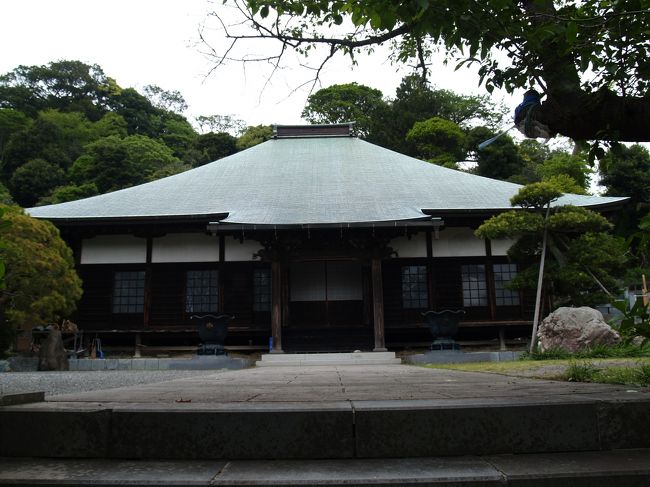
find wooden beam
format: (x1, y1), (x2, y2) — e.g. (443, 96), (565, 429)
(371, 257), (387, 352)
(271, 259), (283, 353)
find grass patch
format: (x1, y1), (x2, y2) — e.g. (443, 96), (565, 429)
(563, 361), (598, 382)
(425, 357), (650, 386)
(522, 343), (650, 360)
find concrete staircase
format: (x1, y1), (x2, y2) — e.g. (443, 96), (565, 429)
(2, 364), (650, 485)
(256, 351), (402, 366)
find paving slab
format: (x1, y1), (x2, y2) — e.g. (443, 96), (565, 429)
(42, 365), (647, 404)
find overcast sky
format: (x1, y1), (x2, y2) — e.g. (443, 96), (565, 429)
(1, 0), (521, 128)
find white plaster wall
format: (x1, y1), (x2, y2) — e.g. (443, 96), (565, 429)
(390, 233), (427, 258)
(224, 236), (262, 261)
(432, 227), (486, 257)
(491, 239), (515, 256)
(81, 235), (146, 264)
(152, 233), (219, 263)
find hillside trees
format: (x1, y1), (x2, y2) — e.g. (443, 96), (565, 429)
(0, 60), (259, 206)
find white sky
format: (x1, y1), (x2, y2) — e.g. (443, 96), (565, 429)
(0, 0), (519, 127)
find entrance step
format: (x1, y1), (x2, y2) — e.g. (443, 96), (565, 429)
(3, 395), (649, 460)
(256, 351), (401, 366)
(2, 449), (650, 486)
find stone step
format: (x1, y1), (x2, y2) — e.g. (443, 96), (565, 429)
(2, 395), (649, 460)
(256, 351), (401, 366)
(1, 449), (649, 486)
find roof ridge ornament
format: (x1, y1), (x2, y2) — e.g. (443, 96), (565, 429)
(273, 122), (355, 138)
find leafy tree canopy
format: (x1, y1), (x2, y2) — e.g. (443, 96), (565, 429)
(69, 134), (180, 192)
(236, 125), (273, 150)
(0, 205), (82, 346)
(476, 181), (624, 306)
(193, 132), (238, 167)
(214, 0), (650, 142)
(302, 82), (386, 137)
(9, 158), (65, 207)
(405, 116), (465, 168)
(0, 60), (115, 120)
(195, 114), (247, 136)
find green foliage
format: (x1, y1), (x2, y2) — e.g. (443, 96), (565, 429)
(38, 183), (99, 205)
(0, 108), (31, 154)
(0, 205), (82, 352)
(542, 174), (586, 195)
(70, 135), (180, 192)
(558, 359), (650, 387)
(146, 161), (192, 181)
(538, 152), (590, 192)
(142, 84), (188, 114)
(92, 112), (128, 138)
(524, 343), (650, 360)
(302, 83), (386, 137)
(193, 132), (238, 167)
(466, 127), (524, 181)
(370, 76), (503, 155)
(475, 212), (544, 240)
(236, 125), (273, 150)
(0, 60), (111, 120)
(232, 1), (649, 141)
(0, 60), (217, 206)
(563, 361), (599, 382)
(0, 182), (14, 205)
(509, 182), (562, 209)
(195, 114), (247, 136)
(612, 300), (650, 346)
(9, 158), (65, 207)
(547, 207), (612, 234)
(406, 117), (465, 164)
(0, 206), (10, 355)
(477, 181), (626, 306)
(600, 145), (650, 204)
(2, 109), (95, 178)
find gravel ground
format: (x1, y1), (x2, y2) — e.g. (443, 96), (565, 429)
(0, 370), (221, 397)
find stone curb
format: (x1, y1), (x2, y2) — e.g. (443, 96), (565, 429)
(68, 356), (253, 371)
(1, 449), (649, 486)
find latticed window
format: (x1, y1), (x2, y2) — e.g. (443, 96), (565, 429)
(113, 271), (145, 313)
(461, 265), (488, 307)
(185, 270), (219, 313)
(253, 268), (271, 312)
(401, 265), (428, 309)
(494, 263), (520, 306)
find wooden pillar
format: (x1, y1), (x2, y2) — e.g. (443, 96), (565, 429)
(485, 239), (497, 321)
(143, 237), (153, 327)
(271, 259), (283, 353)
(281, 265), (290, 327)
(371, 256), (387, 352)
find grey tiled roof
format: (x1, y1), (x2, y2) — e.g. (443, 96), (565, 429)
(28, 137), (627, 225)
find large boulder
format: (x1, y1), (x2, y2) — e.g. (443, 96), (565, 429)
(538, 306), (620, 353)
(38, 329), (69, 371)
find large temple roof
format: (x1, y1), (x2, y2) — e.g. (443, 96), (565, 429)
(28, 126), (627, 225)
